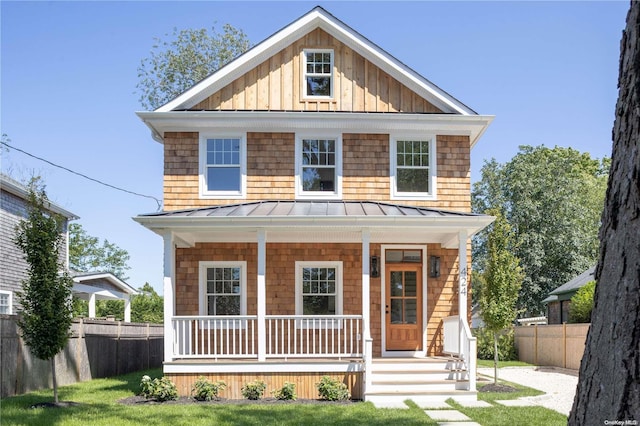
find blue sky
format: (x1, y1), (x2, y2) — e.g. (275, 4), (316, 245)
(1, 1), (629, 295)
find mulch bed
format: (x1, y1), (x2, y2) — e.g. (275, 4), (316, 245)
(119, 395), (359, 405)
(479, 383), (519, 393)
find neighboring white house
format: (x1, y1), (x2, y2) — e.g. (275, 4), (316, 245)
(72, 272), (138, 322)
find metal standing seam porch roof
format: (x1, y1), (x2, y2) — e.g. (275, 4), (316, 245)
(134, 201), (494, 247)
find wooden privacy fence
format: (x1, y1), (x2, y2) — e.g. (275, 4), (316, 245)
(0, 316), (163, 398)
(514, 323), (589, 370)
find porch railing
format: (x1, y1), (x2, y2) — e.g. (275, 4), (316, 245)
(172, 315), (363, 359)
(442, 315), (477, 391)
(172, 316), (258, 359)
(265, 315), (363, 358)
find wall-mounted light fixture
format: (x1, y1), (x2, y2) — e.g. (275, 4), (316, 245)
(429, 255), (441, 278)
(370, 256), (380, 278)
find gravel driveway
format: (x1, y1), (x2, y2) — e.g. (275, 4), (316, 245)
(478, 366), (578, 416)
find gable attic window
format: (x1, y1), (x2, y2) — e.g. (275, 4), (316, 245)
(390, 137), (437, 200)
(199, 135), (246, 198)
(303, 49), (333, 98)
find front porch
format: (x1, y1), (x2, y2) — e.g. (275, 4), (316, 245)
(134, 201), (491, 401)
(164, 313), (476, 402)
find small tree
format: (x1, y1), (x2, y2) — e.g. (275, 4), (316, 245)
(14, 178), (74, 404)
(479, 209), (524, 384)
(568, 281), (596, 324)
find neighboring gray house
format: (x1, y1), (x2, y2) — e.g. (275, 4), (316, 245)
(0, 175), (138, 321)
(543, 266), (596, 324)
(0, 174), (77, 314)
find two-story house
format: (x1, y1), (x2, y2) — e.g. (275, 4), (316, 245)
(135, 7), (494, 404)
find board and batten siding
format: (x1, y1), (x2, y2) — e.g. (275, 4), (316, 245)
(191, 28), (443, 114)
(163, 132), (471, 212)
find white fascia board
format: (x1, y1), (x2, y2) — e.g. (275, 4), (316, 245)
(0, 175), (79, 220)
(72, 283), (126, 301)
(133, 214), (495, 237)
(136, 111), (494, 147)
(73, 273), (138, 295)
(154, 8), (475, 116)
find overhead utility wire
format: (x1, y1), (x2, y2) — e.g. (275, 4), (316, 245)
(1, 141), (162, 211)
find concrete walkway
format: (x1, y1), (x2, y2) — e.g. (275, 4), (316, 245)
(477, 366), (578, 416)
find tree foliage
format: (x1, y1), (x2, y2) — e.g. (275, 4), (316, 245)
(14, 178), (74, 403)
(568, 280), (595, 324)
(472, 146), (608, 316)
(69, 223), (131, 280)
(478, 209), (523, 383)
(136, 24), (251, 110)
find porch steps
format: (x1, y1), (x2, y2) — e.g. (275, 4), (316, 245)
(365, 357), (476, 405)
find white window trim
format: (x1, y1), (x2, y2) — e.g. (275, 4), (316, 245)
(0, 290), (13, 315)
(199, 134), (247, 199)
(199, 261), (247, 321)
(295, 261), (343, 328)
(295, 133), (343, 200)
(390, 135), (437, 201)
(302, 49), (334, 99)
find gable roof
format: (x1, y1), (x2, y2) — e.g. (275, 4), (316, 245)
(72, 271), (138, 296)
(542, 266), (596, 304)
(550, 267), (596, 296)
(156, 6), (476, 115)
(1, 174), (78, 220)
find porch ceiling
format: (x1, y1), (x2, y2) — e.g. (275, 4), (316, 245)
(134, 201), (494, 248)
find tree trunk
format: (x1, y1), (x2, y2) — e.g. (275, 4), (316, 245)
(569, 2), (640, 424)
(51, 357), (58, 404)
(493, 333), (499, 385)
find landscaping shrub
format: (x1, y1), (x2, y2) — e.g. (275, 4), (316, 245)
(316, 376), (350, 401)
(569, 280), (596, 323)
(474, 327), (517, 361)
(139, 375), (178, 402)
(241, 380), (266, 400)
(191, 377), (226, 401)
(272, 382), (297, 400)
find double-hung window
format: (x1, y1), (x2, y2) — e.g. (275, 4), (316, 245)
(295, 261), (343, 319)
(295, 135), (342, 199)
(303, 49), (333, 98)
(199, 135), (246, 198)
(0, 291), (12, 315)
(390, 137), (437, 200)
(199, 262), (247, 316)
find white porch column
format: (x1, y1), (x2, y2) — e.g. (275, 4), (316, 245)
(361, 229), (371, 339)
(458, 230), (468, 323)
(163, 232), (175, 363)
(124, 294), (131, 322)
(361, 229), (373, 395)
(88, 294), (96, 318)
(257, 229), (266, 362)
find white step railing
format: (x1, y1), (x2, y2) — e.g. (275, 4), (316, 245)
(265, 315), (363, 358)
(442, 315), (477, 392)
(172, 315), (363, 359)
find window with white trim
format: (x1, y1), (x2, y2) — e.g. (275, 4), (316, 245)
(199, 262), (247, 316)
(0, 291), (12, 315)
(390, 137), (437, 199)
(303, 49), (333, 98)
(295, 262), (343, 316)
(295, 136), (342, 199)
(199, 136), (246, 198)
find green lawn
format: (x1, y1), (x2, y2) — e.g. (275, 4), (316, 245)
(0, 368), (566, 426)
(0, 369), (434, 426)
(476, 359), (534, 368)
